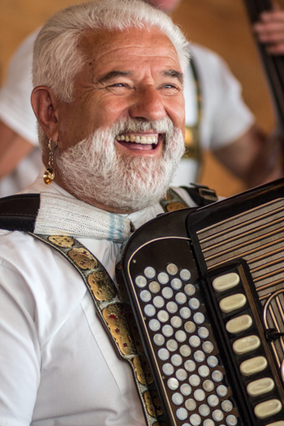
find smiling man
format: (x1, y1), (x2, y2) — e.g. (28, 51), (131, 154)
(32, 26), (186, 213)
(0, 0), (201, 424)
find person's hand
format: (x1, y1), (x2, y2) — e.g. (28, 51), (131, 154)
(253, 4), (284, 55)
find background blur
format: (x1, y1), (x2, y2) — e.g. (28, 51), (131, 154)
(1, 0), (284, 196)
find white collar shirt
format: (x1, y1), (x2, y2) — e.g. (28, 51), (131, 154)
(0, 175), (196, 425)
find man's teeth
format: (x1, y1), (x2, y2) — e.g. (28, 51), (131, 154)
(116, 134), (158, 144)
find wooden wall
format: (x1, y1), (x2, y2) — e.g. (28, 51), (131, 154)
(1, 0), (283, 196)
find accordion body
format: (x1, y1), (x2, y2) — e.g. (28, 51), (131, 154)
(121, 179), (284, 426)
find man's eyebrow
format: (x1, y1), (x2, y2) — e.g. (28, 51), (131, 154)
(164, 69), (183, 84)
(98, 70), (132, 84)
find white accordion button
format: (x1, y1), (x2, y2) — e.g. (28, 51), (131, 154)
(212, 272), (240, 292)
(254, 399), (282, 419)
(226, 314), (253, 334)
(240, 356), (267, 376)
(233, 335), (260, 355)
(219, 293), (246, 313)
(247, 377), (275, 397)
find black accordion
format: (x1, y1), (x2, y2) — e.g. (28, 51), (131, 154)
(121, 179), (284, 426)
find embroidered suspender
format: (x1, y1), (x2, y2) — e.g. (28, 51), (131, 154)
(30, 233), (166, 426)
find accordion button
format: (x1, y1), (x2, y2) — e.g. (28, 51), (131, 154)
(184, 283), (196, 296)
(184, 359), (196, 373)
(254, 399), (282, 419)
(216, 384), (228, 397)
(189, 374), (200, 386)
(226, 314), (253, 334)
(167, 339), (178, 352)
(212, 409), (224, 422)
(180, 383), (192, 396)
(144, 266), (156, 279)
(247, 377), (275, 397)
(158, 272), (169, 285)
(166, 263), (178, 276)
(240, 356), (268, 376)
(149, 281), (160, 294)
(153, 296), (164, 309)
(172, 392), (184, 405)
(202, 341), (214, 354)
(212, 272), (240, 292)
(189, 413), (201, 425)
(176, 407), (188, 421)
(171, 315), (182, 328)
(194, 389), (205, 402)
(171, 354), (183, 367)
(203, 420), (214, 426)
(167, 377), (179, 391)
(203, 379), (214, 392)
(189, 298), (200, 310)
(221, 399), (233, 412)
(180, 344), (191, 357)
(135, 275), (147, 288)
(167, 301), (178, 314)
(198, 365), (210, 378)
(158, 310), (169, 323)
(171, 278), (182, 291)
(207, 394), (219, 407)
(226, 414), (238, 426)
(233, 335), (260, 355)
(180, 268), (191, 281)
(220, 293), (246, 313)
(198, 403), (210, 417)
(185, 397), (196, 411)
(193, 350), (205, 363)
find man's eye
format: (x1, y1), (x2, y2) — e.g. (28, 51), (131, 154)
(106, 82), (132, 93)
(108, 82), (129, 88)
(160, 84), (180, 95)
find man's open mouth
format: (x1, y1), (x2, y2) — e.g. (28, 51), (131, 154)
(116, 133), (160, 150)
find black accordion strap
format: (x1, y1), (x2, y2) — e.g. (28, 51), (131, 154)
(181, 183), (218, 206)
(0, 193), (39, 232)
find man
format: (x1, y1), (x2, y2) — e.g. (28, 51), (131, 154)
(1, 1), (284, 195)
(0, 0), (198, 424)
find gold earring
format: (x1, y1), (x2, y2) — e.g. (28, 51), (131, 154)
(43, 139), (58, 184)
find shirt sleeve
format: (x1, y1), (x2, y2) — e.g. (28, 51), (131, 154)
(0, 258), (40, 425)
(0, 30), (40, 146)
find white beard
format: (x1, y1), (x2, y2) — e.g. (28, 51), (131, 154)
(56, 117), (185, 212)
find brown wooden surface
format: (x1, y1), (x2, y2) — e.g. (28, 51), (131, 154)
(1, 0), (283, 196)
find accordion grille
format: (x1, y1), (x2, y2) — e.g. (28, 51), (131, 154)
(197, 198), (284, 368)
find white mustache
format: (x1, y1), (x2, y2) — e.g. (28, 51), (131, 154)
(110, 116), (174, 137)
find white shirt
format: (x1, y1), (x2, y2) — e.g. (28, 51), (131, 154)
(0, 176), (196, 425)
(0, 31), (254, 195)
(171, 44), (254, 186)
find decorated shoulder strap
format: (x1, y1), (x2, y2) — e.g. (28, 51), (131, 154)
(30, 233), (167, 426)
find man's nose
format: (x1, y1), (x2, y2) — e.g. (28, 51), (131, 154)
(128, 85), (166, 122)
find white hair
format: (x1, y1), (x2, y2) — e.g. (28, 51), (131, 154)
(32, 0), (189, 102)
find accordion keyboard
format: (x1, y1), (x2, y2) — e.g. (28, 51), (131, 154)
(123, 229), (284, 426)
(124, 237), (247, 426)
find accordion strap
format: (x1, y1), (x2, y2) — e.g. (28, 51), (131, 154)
(29, 232), (167, 426)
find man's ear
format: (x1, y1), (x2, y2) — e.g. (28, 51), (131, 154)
(31, 86), (59, 140)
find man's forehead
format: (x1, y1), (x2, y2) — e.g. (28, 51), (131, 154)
(79, 27), (179, 63)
